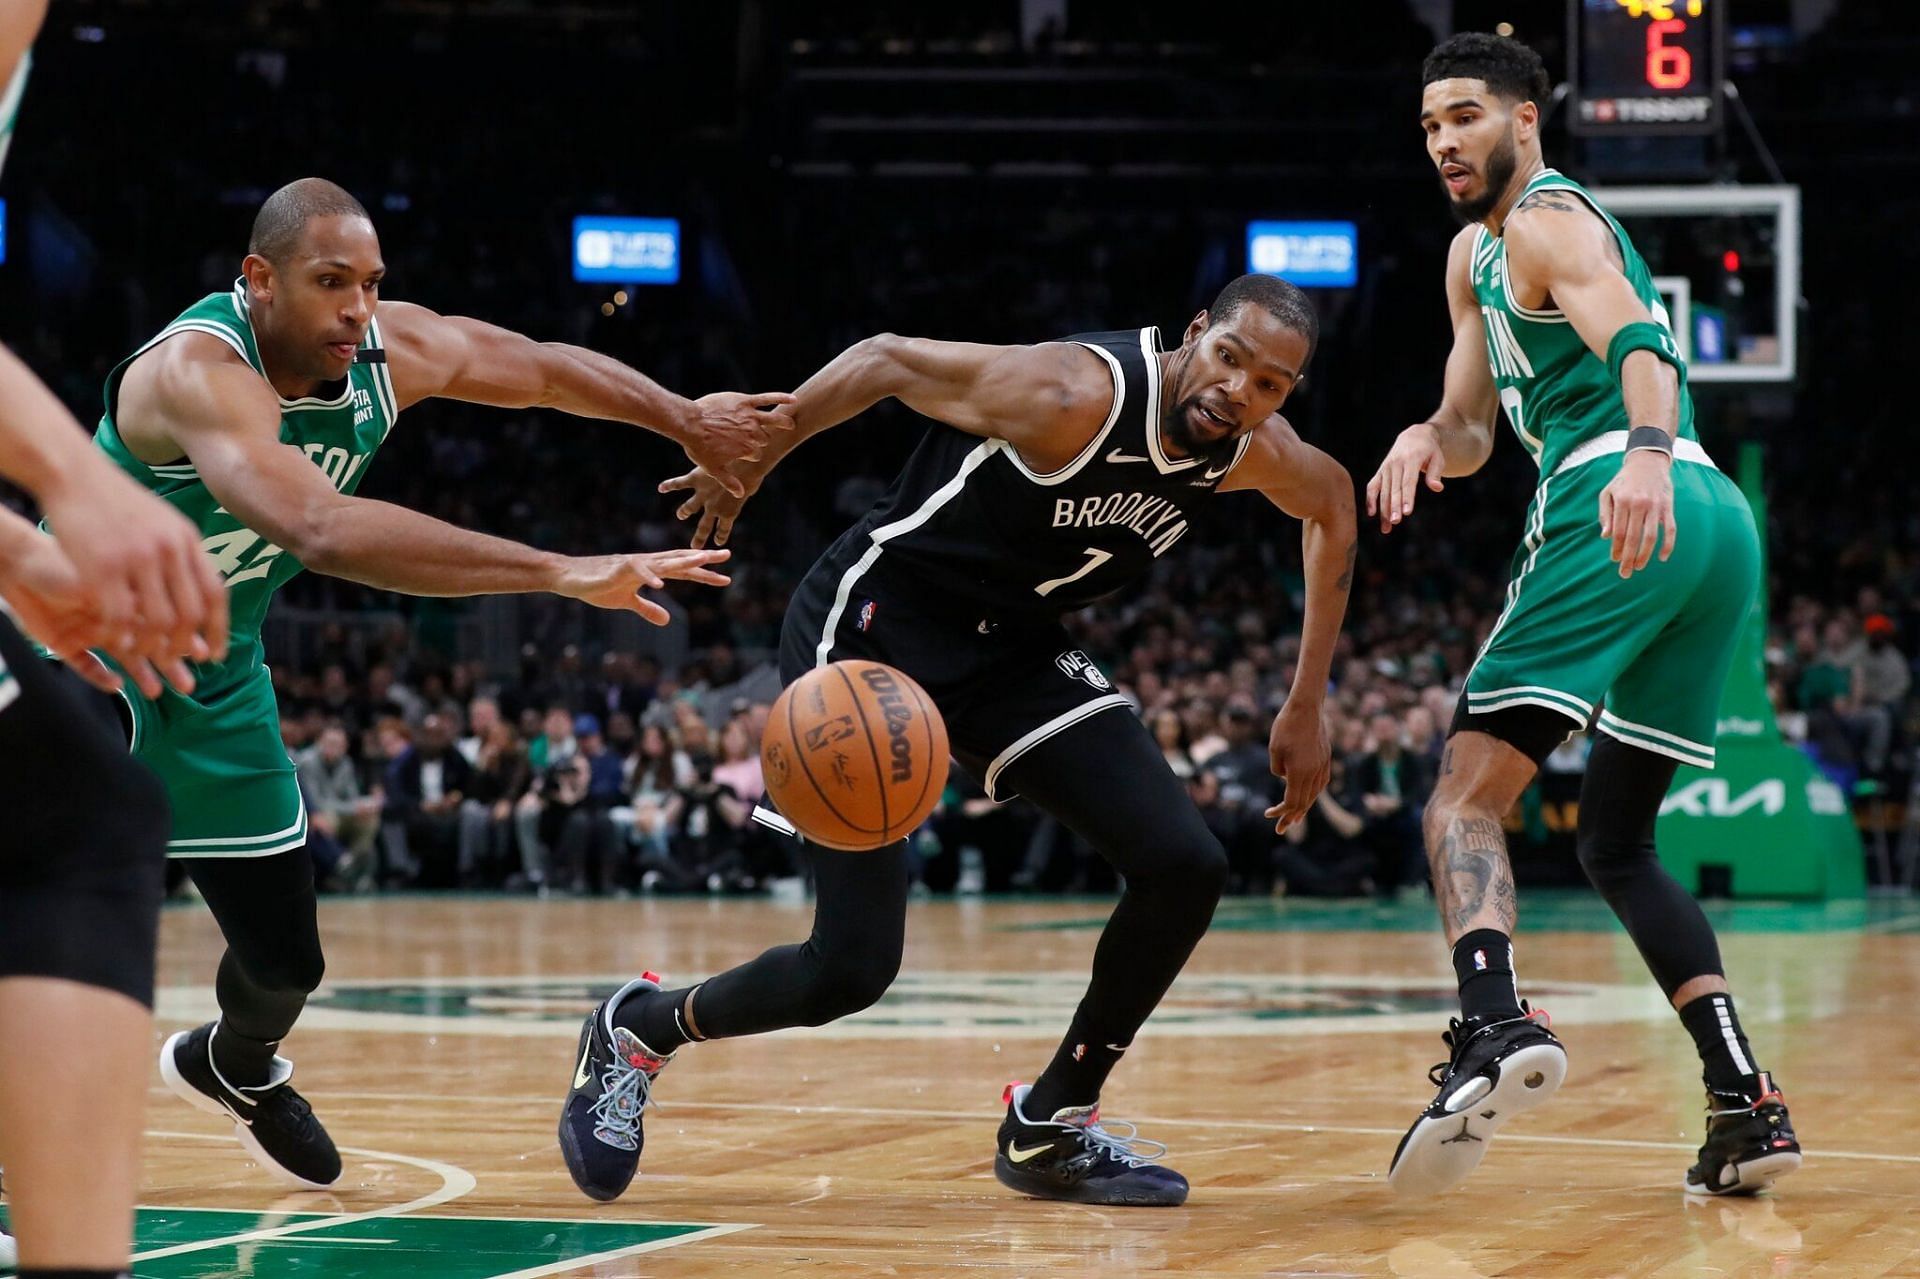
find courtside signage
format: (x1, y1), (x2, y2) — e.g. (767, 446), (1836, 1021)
(1246, 220), (1357, 288)
(572, 215), (680, 284)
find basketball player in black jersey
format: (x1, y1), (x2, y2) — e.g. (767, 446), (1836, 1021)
(558, 273), (1357, 1207)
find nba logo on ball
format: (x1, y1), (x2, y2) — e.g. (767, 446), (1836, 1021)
(1055, 650), (1111, 691)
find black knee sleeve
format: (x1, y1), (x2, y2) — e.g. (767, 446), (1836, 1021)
(186, 851), (326, 1045)
(0, 624), (169, 1008)
(1577, 733), (1723, 996)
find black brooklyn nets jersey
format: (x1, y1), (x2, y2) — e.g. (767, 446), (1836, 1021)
(812, 326), (1251, 619)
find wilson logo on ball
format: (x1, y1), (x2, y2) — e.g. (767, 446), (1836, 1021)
(859, 664), (917, 784)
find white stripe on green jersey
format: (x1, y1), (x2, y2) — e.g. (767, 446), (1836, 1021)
(0, 52), (27, 179)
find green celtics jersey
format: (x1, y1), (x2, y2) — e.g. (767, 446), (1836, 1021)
(0, 52), (27, 177)
(92, 278), (401, 696)
(1470, 168), (1694, 475)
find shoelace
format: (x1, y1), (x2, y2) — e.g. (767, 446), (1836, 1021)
(1065, 1115), (1169, 1169)
(1426, 1006), (1551, 1087)
(590, 1056), (660, 1151)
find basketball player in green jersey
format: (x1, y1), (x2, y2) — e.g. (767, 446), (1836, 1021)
(0, 2), (230, 1274)
(1369, 34), (1799, 1198)
(103, 177), (790, 1190)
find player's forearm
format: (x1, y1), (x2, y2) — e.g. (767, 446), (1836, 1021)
(532, 343), (698, 446)
(1419, 411), (1496, 477)
(1286, 495), (1358, 708)
(0, 343), (107, 502)
(299, 498), (568, 597)
(789, 334), (912, 441)
(728, 335), (907, 488)
(1616, 349), (1681, 435)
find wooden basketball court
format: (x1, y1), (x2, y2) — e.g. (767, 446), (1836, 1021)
(23, 891), (1918, 1277)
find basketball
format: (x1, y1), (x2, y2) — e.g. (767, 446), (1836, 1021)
(761, 660), (950, 850)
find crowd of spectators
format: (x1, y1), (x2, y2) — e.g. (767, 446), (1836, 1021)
(5, 2), (1913, 898)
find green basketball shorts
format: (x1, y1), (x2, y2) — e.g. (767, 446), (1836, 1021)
(1462, 434), (1760, 769)
(119, 660), (308, 858)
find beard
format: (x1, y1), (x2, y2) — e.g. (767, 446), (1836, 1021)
(1445, 128), (1519, 225)
(1161, 393), (1243, 469)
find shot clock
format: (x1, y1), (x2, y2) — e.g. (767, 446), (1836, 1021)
(1569, 0), (1726, 136)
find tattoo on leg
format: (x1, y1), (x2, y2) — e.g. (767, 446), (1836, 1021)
(1439, 816), (1516, 933)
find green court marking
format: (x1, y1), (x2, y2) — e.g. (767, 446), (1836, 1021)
(0, 1208), (730, 1278)
(998, 889), (1920, 935)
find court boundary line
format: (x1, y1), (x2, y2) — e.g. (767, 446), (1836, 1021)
(488, 1223), (757, 1279)
(288, 1094), (1920, 1166)
(132, 1130), (477, 1261)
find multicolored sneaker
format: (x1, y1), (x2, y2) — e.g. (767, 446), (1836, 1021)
(1389, 1004), (1566, 1197)
(1685, 1073), (1801, 1196)
(992, 1082), (1188, 1207)
(557, 973), (675, 1202)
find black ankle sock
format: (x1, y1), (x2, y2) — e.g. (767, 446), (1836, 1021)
(21, 1269), (131, 1278)
(210, 1021), (279, 1087)
(1678, 992), (1762, 1092)
(1024, 1018), (1127, 1120)
(610, 984), (699, 1053)
(1453, 929), (1523, 1024)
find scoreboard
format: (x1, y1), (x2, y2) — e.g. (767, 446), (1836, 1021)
(1569, 0), (1725, 136)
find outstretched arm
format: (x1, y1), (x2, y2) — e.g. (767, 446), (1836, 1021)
(1367, 227), (1500, 533)
(1504, 193), (1679, 577)
(1219, 419), (1358, 830)
(135, 334), (728, 624)
(662, 335), (1112, 546)
(376, 300), (794, 494)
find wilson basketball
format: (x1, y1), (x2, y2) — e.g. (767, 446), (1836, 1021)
(762, 660), (950, 851)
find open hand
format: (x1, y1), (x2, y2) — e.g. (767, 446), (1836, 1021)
(1365, 423), (1447, 534)
(658, 467), (747, 548)
(0, 532), (200, 697)
(556, 548), (732, 624)
(38, 462), (229, 683)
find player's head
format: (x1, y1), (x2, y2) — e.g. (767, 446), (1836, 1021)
(1420, 33), (1551, 224)
(241, 178), (384, 383)
(1164, 273), (1316, 465)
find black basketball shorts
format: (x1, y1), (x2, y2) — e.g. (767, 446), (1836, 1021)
(780, 567), (1131, 802)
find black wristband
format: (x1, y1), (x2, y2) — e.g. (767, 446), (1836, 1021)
(1625, 425), (1674, 456)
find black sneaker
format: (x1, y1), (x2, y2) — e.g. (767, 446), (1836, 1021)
(557, 973), (675, 1203)
(1685, 1072), (1801, 1196)
(158, 1022), (341, 1190)
(1389, 1005), (1566, 1197)
(992, 1082), (1188, 1207)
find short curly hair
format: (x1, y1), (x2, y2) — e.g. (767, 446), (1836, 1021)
(1421, 32), (1551, 108)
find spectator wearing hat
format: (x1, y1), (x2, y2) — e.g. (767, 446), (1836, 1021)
(1854, 614), (1909, 776)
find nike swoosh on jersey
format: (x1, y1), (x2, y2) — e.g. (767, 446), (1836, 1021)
(1007, 1141), (1056, 1164)
(573, 1039), (594, 1091)
(1105, 448), (1152, 464)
